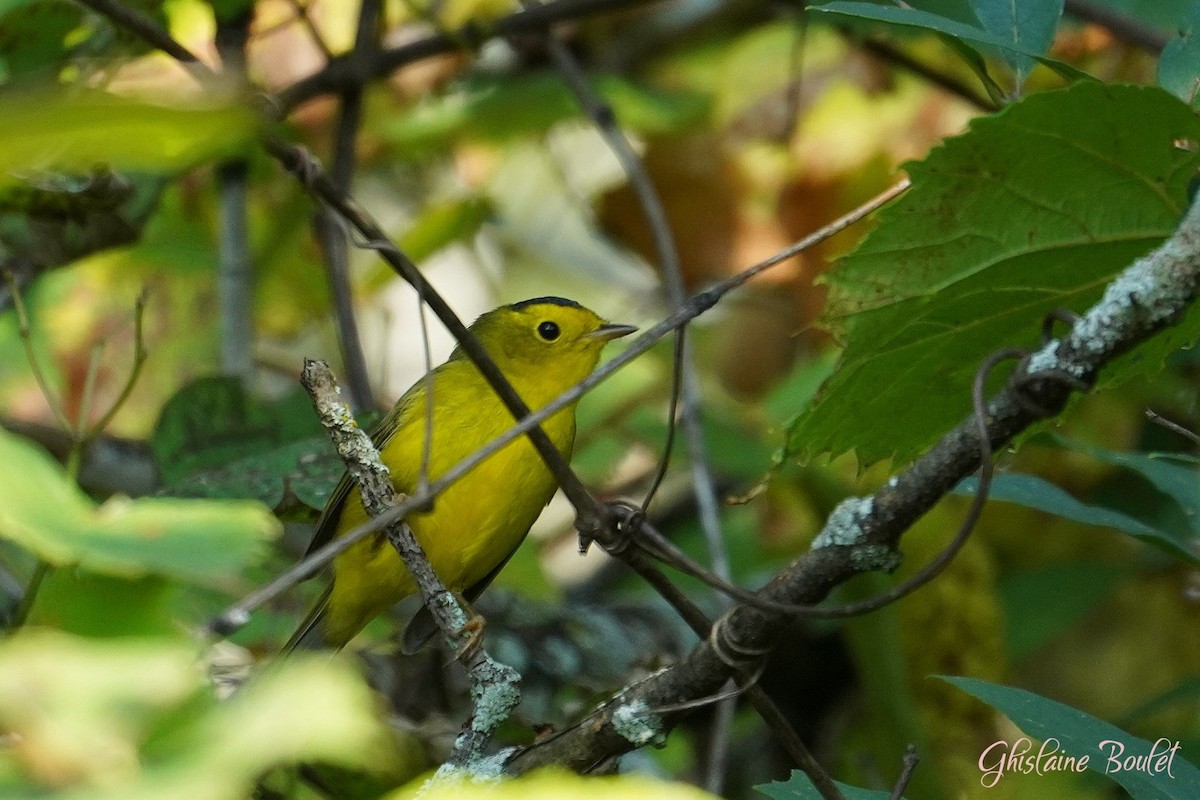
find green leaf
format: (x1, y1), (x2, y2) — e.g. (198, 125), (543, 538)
(959, 472), (1200, 565)
(757, 770), (903, 800)
(810, 1), (1090, 81)
(1159, 23), (1200, 107)
(0, 0), (173, 82)
(763, 349), (840, 429)
(27, 571), (182, 638)
(941, 676), (1200, 799)
(998, 562), (1127, 660)
(1120, 676), (1200, 728)
(0, 630), (388, 798)
(152, 377), (339, 508)
(0, 89), (256, 179)
(786, 83), (1200, 465)
(364, 197), (494, 293)
(160, 437), (343, 510)
(0, 0), (82, 80)
(906, 0), (983, 24)
(0, 427), (278, 583)
(1056, 438), (1200, 533)
(969, 0), (1064, 83)
(399, 196), (492, 263)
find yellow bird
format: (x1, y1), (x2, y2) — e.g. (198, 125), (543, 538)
(285, 297), (635, 652)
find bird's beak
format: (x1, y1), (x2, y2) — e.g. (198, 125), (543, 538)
(587, 322), (638, 342)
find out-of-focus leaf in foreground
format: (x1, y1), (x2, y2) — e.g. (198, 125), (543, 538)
(396, 768), (722, 800)
(0, 630), (386, 800)
(0, 427), (277, 583)
(0, 89), (256, 179)
(786, 83), (1200, 466)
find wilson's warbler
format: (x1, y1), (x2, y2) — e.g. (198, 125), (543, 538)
(286, 297), (635, 652)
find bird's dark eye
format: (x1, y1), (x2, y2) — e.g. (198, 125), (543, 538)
(537, 321), (561, 341)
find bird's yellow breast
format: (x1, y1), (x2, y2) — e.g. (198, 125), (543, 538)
(323, 359), (575, 645)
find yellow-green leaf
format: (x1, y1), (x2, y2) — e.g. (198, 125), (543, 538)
(0, 630), (388, 800)
(0, 88), (256, 178)
(0, 428), (278, 583)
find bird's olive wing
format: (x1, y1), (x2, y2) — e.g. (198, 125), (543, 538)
(301, 382), (419, 558)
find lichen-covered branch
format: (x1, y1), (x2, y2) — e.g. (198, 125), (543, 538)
(299, 359), (521, 773)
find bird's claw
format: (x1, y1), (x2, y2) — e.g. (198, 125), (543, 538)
(453, 613), (486, 664)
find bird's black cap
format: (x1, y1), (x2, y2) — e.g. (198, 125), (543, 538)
(509, 296), (583, 311)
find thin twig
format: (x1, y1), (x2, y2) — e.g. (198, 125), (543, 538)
(87, 289), (150, 437)
(1146, 408), (1200, 448)
(10, 561), (51, 630)
(859, 37), (999, 111)
(641, 335), (682, 511)
(649, 667), (763, 714)
(73, 343), (106, 460)
(888, 745), (919, 800)
(3, 271), (71, 431)
(288, 0), (336, 59)
(1064, 0), (1170, 53)
(75, 0), (212, 80)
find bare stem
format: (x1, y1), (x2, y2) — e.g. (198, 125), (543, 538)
(3, 271), (71, 432)
(87, 289), (150, 439)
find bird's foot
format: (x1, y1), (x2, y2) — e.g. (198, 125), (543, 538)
(453, 612), (486, 664)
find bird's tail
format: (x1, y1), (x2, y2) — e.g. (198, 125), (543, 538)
(282, 583), (334, 654)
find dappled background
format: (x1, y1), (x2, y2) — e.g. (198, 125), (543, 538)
(1, 1), (1199, 799)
